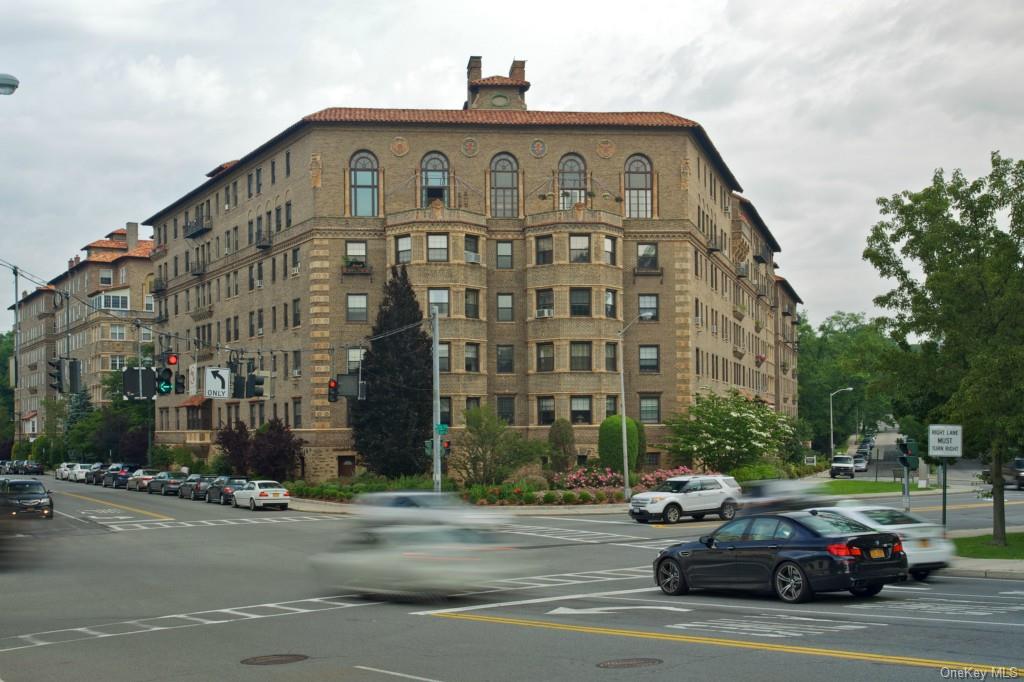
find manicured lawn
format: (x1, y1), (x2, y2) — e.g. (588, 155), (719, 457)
(954, 533), (1024, 560)
(820, 480), (935, 495)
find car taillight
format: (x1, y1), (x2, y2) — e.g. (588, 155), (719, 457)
(224, 487), (233, 493)
(826, 543), (861, 557)
(259, 491), (268, 497)
(893, 542), (903, 554)
(283, 491), (290, 497)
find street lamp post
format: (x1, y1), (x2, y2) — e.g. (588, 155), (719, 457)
(0, 74), (19, 96)
(618, 311), (654, 500)
(829, 387), (853, 459)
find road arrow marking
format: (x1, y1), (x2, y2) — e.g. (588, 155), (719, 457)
(547, 605), (692, 615)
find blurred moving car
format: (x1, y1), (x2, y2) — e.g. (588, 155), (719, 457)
(126, 469), (159, 492)
(653, 511), (907, 603)
(0, 479), (54, 520)
(232, 480), (290, 510)
(736, 479), (830, 517)
(148, 471), (187, 496)
(102, 464), (142, 489)
(56, 463), (73, 480)
(351, 491), (505, 529)
(807, 504), (953, 581)
(205, 476), (249, 505)
(309, 523), (530, 597)
(21, 461), (44, 476)
(854, 456), (869, 473)
(179, 474), (217, 500)
(981, 457), (1024, 491)
(628, 475), (742, 524)
(830, 456), (855, 479)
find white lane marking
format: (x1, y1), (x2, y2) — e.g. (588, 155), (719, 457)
(410, 587), (659, 616)
(548, 605), (692, 615)
(464, 566), (651, 595)
(847, 597), (1024, 616)
(1000, 591), (1024, 595)
(666, 614), (880, 639)
(885, 585), (931, 591)
(103, 515), (341, 532)
(52, 510), (92, 524)
(530, 517), (638, 525)
(353, 666), (446, 682)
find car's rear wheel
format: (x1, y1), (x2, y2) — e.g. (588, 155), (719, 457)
(719, 501), (737, 520)
(663, 505), (682, 524)
(205, 492), (212, 503)
(910, 570), (930, 581)
(850, 584), (884, 598)
(774, 562), (813, 603)
(232, 495), (239, 508)
(249, 498), (256, 511)
(656, 559), (689, 596)
(191, 489), (198, 501)
(220, 494), (229, 505)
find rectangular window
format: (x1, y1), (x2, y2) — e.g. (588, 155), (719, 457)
(605, 289), (617, 318)
(570, 341), (592, 371)
(535, 289), (553, 317)
(285, 150), (291, 177)
(639, 395), (661, 424)
(605, 342), (617, 371)
(248, 220), (254, 244)
(440, 397), (452, 426)
(570, 396), (592, 424)
(144, 294), (154, 312)
(438, 342), (450, 372)
(396, 235), (412, 264)
(347, 294), (368, 321)
(464, 343), (480, 372)
(569, 234), (590, 263)
(466, 397), (481, 412)
(292, 350), (302, 374)
(496, 396), (515, 425)
(496, 293), (513, 321)
(464, 289), (479, 319)
(536, 343), (554, 372)
(535, 235), (553, 265)
(255, 167), (262, 194)
(270, 159), (276, 184)
(427, 233), (449, 262)
(247, 173), (253, 198)
(605, 395), (617, 417)
(346, 347), (365, 374)
(496, 241), (513, 269)
(464, 235), (480, 263)
(292, 398), (302, 428)
(345, 241), (367, 268)
(249, 311), (255, 337)
(428, 288), (449, 317)
(292, 247), (300, 269)
(639, 345), (660, 373)
(569, 288), (591, 317)
(496, 345), (514, 373)
(637, 242), (659, 270)
(285, 201), (292, 227)
(110, 355), (126, 370)
(99, 269), (113, 286)
(603, 236), (617, 265)
(292, 298), (301, 327)
(537, 396), (555, 425)
(639, 294), (659, 321)
(110, 324), (125, 341)
(283, 303), (288, 328)
(275, 206), (282, 231)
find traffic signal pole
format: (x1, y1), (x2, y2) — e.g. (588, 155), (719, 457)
(431, 306), (441, 493)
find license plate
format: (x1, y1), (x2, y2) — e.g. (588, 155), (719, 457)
(272, 493), (279, 497)
(919, 539), (930, 548)
(869, 548), (885, 559)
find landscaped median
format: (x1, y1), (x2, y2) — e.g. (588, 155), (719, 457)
(820, 480), (938, 495)
(953, 532), (1024, 561)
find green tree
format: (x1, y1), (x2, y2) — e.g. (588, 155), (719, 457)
(597, 415), (639, 473)
(352, 265), (432, 478)
(215, 421), (251, 475)
(450, 404), (533, 485)
(0, 331), (14, 444)
(663, 390), (794, 473)
(546, 418), (575, 472)
(65, 389), (94, 431)
(250, 419), (304, 480)
(863, 152), (1024, 545)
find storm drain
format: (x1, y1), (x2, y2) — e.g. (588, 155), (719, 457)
(240, 654), (309, 666)
(596, 658), (663, 669)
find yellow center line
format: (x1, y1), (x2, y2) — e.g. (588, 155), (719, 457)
(432, 613), (1007, 672)
(53, 490), (174, 521)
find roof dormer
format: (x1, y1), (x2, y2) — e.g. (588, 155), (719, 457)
(464, 56), (530, 111)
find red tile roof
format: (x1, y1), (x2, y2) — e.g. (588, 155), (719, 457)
(303, 107), (700, 129)
(179, 396), (208, 408)
(206, 160), (239, 178)
(85, 239), (128, 250)
(470, 76), (530, 88)
(85, 240), (154, 263)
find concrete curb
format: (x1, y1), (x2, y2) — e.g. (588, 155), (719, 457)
(942, 568), (1024, 580)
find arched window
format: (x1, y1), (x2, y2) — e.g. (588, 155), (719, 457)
(490, 153), (519, 217)
(558, 154), (586, 210)
(349, 151), (379, 217)
(421, 152), (449, 207)
(624, 155), (652, 218)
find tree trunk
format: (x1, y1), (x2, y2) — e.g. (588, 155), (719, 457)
(992, 440), (1006, 546)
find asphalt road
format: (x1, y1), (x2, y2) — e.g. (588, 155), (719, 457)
(1, 476), (1022, 681)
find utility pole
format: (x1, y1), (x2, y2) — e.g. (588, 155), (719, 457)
(430, 306), (441, 493)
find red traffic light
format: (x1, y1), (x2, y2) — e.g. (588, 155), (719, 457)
(167, 353), (178, 366)
(328, 379), (338, 389)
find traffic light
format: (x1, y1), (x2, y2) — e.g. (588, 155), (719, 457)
(898, 455), (919, 469)
(897, 439), (908, 455)
(174, 373), (186, 394)
(246, 372), (265, 398)
(156, 368), (173, 394)
(441, 437), (451, 457)
(166, 352), (178, 367)
(232, 375), (246, 399)
(68, 360), (82, 393)
(327, 378), (339, 402)
(47, 358), (63, 393)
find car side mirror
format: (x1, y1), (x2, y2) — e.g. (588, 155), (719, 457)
(699, 535), (715, 547)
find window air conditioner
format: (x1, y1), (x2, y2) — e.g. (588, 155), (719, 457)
(290, 266), (300, 276)
(711, 324), (718, 334)
(291, 369), (302, 378)
(465, 252), (481, 264)
(694, 315), (703, 327)
(255, 280), (263, 288)
(536, 308), (554, 319)
(257, 327), (264, 336)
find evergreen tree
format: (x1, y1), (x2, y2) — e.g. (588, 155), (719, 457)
(352, 265), (432, 477)
(250, 419), (304, 481)
(547, 418), (576, 472)
(66, 389), (94, 431)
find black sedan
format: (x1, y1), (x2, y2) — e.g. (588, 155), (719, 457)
(179, 474), (217, 501)
(0, 479), (54, 520)
(83, 463), (108, 485)
(654, 511), (907, 603)
(148, 471), (188, 496)
(102, 464), (142, 489)
(205, 476), (249, 505)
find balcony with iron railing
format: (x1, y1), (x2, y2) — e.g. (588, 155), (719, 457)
(151, 243), (168, 260)
(255, 230), (272, 250)
(342, 258), (372, 276)
(191, 262), (206, 277)
(152, 277), (167, 294)
(183, 215), (212, 239)
(707, 233), (726, 253)
(736, 262), (749, 278)
(753, 245), (772, 264)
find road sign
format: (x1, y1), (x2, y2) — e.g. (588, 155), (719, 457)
(928, 424), (962, 458)
(436, 423), (449, 435)
(204, 367), (232, 399)
(122, 367), (156, 401)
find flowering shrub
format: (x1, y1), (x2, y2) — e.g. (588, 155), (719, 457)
(637, 466), (695, 490)
(551, 466), (625, 490)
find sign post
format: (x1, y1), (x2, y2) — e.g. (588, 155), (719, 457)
(929, 424), (963, 527)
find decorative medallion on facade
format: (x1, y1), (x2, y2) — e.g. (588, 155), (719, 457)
(461, 137), (479, 157)
(390, 136), (410, 157)
(596, 139), (616, 159)
(529, 138), (547, 158)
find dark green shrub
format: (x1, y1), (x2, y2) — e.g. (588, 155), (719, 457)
(597, 415), (639, 473)
(561, 491), (576, 505)
(542, 491), (558, 505)
(577, 490), (592, 504)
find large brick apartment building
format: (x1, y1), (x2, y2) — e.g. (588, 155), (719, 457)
(145, 57), (801, 481)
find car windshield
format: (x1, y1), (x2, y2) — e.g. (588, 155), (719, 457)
(7, 481), (46, 494)
(227, 479), (248, 485)
(833, 457), (853, 464)
(860, 509), (926, 526)
(653, 480), (689, 493)
(801, 512), (873, 535)
(1014, 458), (1024, 468)
(258, 482), (282, 489)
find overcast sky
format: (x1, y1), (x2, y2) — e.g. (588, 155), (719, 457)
(1, 0), (1022, 328)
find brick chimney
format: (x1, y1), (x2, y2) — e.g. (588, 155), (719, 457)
(126, 221), (139, 251)
(465, 56), (482, 109)
(509, 59), (526, 82)
(68, 259), (74, 270)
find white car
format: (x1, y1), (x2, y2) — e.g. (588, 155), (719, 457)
(809, 504), (953, 581)
(232, 480), (290, 511)
(68, 463), (90, 482)
(853, 456), (869, 472)
(628, 475), (742, 524)
(55, 463), (71, 480)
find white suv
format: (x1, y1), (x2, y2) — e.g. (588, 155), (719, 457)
(628, 475), (742, 524)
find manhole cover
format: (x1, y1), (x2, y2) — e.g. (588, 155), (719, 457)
(240, 654), (309, 666)
(596, 658), (663, 669)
